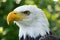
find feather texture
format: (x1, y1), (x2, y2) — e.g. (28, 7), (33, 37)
(13, 5), (59, 40)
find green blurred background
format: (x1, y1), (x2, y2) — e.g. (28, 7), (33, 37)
(0, 0), (60, 40)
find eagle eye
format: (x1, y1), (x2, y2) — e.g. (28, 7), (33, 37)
(23, 11), (30, 15)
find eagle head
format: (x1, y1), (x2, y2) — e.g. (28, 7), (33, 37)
(7, 5), (50, 39)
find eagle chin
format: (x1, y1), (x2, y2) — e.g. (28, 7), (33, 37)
(7, 5), (60, 40)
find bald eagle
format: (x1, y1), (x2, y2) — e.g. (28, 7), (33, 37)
(7, 5), (60, 40)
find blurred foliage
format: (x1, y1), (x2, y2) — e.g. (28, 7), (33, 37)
(0, 0), (60, 40)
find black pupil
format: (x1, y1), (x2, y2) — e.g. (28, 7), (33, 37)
(23, 11), (30, 15)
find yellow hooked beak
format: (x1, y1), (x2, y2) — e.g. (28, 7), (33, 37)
(7, 11), (26, 24)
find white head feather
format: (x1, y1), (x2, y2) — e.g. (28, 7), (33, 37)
(14, 5), (50, 39)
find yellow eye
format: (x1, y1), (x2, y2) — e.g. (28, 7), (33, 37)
(23, 11), (30, 15)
